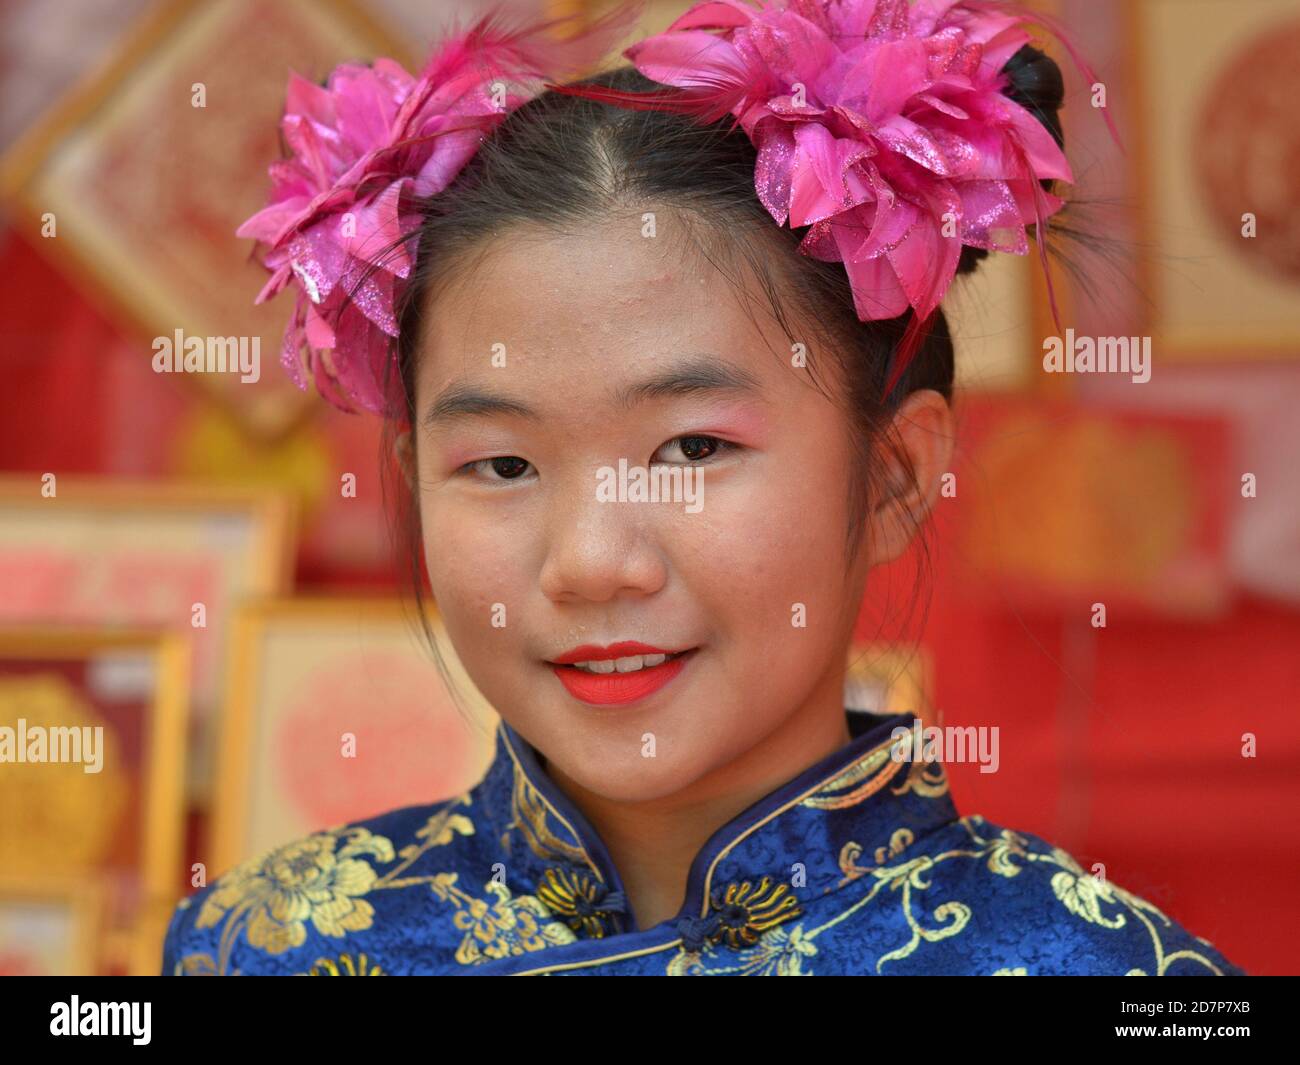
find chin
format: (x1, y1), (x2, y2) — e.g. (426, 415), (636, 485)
(559, 756), (703, 804)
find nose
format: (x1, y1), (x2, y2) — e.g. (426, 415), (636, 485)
(538, 470), (669, 604)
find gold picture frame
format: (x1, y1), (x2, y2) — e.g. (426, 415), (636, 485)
(0, 874), (107, 976)
(0, 0), (413, 441)
(0, 626), (190, 975)
(1128, 0), (1300, 359)
(211, 597), (499, 876)
(0, 475), (296, 800)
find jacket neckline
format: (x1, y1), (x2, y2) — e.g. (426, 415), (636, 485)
(488, 706), (957, 942)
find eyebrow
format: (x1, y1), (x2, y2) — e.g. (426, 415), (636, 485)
(421, 354), (765, 430)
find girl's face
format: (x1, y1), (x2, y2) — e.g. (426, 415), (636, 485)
(407, 212), (882, 804)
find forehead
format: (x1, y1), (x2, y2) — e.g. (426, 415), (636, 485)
(414, 212), (792, 400)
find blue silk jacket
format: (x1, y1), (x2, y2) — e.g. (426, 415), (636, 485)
(162, 708), (1246, 975)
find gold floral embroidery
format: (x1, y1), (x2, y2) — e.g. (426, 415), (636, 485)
(172, 953), (216, 976)
(875, 828), (915, 865)
(667, 922), (817, 975)
(450, 879), (577, 964)
(1051, 869), (1128, 929)
(800, 731), (950, 810)
(408, 806), (474, 851)
(1045, 846), (1162, 927)
(796, 816), (1232, 976)
(1032, 845), (1229, 974)
(174, 794), (586, 974)
(299, 952), (384, 975)
(195, 826), (394, 968)
(889, 755), (950, 799)
(370, 804), (477, 891)
(800, 744), (900, 810)
(873, 855), (971, 969)
(985, 828), (1032, 877)
(838, 827), (915, 884)
(502, 754), (590, 868)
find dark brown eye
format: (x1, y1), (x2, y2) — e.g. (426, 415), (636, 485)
(489, 457), (529, 479)
(678, 436), (716, 461)
(653, 435), (733, 464)
(459, 456), (533, 482)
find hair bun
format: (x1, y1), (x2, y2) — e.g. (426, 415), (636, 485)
(955, 245), (991, 276)
(1002, 43), (1066, 149)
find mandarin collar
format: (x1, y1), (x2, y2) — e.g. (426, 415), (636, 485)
(481, 707), (958, 946)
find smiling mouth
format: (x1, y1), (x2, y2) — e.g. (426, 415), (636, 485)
(547, 648), (696, 674)
(546, 648), (698, 707)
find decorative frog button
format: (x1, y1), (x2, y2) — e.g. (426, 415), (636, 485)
(536, 866), (628, 938)
(676, 875), (802, 952)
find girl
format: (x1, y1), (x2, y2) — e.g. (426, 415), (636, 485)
(163, 0), (1245, 975)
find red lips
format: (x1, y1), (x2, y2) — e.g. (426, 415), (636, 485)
(547, 642), (695, 706)
(549, 640), (681, 665)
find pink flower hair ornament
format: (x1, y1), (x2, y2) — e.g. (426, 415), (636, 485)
(546, 0), (1121, 396)
(236, 4), (639, 416)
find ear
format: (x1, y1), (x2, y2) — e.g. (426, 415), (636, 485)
(864, 389), (955, 567)
(393, 428), (417, 493)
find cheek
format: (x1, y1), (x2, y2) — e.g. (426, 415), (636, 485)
(683, 446), (854, 658)
(418, 496), (530, 636)
(419, 505), (536, 712)
(696, 444), (849, 579)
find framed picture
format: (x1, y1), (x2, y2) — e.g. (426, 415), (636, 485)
(953, 395), (1231, 617)
(211, 598), (500, 876)
(0, 627), (189, 975)
(0, 0), (411, 440)
(0, 475), (295, 799)
(1130, 0), (1300, 358)
(0, 876), (106, 976)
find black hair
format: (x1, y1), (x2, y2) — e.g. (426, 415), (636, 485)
(376, 44), (1070, 703)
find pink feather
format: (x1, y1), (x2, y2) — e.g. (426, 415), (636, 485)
(238, 1), (641, 415)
